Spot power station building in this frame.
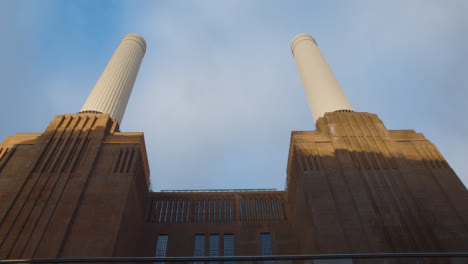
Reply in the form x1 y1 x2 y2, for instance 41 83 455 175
0 33 467 261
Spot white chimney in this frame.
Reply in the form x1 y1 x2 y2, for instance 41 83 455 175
80 33 146 125
291 33 353 123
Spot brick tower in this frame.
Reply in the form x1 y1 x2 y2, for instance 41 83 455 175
0 34 152 258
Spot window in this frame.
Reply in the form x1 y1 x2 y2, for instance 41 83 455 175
164 200 169 223
265 199 270 221
281 199 287 220
219 200 222 222
155 234 168 264
169 200 174 223
181 200 185 223
224 200 227 222
261 200 265 221
276 200 281 221
224 234 234 264
197 200 201 223
208 200 211 223
194 234 205 264
203 200 206 223
175 200 179 223
260 233 272 264
244 200 248 222
250 200 254 221
153 200 159 223
187 200 190 223
255 200 259 221
271 199 276 221
209 234 219 264
239 199 243 222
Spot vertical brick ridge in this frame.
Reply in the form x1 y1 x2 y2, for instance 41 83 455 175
365 113 442 250
6 117 83 258
0 116 63 244
0 147 10 163
0 116 73 258
294 146 306 172
119 148 129 173
353 113 417 251
125 147 135 173
359 114 428 251
15 116 91 258
0 147 16 173
331 113 394 252
414 141 468 238
29 115 109 258
113 148 123 173
61 117 89 174
330 113 385 252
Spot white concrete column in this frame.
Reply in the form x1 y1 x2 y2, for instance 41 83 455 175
80 33 146 125
291 33 353 123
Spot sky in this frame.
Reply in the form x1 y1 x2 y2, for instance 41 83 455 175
0 0 467 191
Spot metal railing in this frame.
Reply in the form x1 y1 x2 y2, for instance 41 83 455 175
0 252 467 263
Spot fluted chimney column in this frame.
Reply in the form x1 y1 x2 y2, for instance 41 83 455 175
291 33 353 123
80 33 146 125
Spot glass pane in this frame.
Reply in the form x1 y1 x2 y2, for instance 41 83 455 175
209 234 219 264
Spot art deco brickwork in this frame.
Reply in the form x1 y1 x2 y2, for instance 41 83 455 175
137 112 467 258
145 191 297 257
1 111 467 260
0 114 150 258
286 112 468 254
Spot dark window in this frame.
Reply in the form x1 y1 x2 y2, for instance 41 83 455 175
265 199 270 221
219 200 222 222
153 200 159 223
203 200 206 223
282 199 287 220
181 200 185 223
187 200 190 223
194 234 205 264
175 200 179 223
261 199 265 221
239 199 243 222
164 200 169 223
170 200 174 223
276 199 281 221
158 201 164 223
255 199 259 221
208 200 211 223
209 234 219 264
260 233 272 264
197 200 201 223
244 200 248 222
224 234 234 264
271 199 276 221
155 234 168 264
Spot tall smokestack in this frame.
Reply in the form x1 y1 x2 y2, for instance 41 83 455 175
80 33 146 125
291 33 353 123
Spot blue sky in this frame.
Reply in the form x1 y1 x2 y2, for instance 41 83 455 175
0 1 467 191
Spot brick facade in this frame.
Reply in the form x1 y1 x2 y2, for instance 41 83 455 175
0 111 467 259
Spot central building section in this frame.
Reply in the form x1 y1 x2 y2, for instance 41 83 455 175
146 190 294 257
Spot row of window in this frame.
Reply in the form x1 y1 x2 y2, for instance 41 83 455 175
239 199 286 222
149 198 287 223
155 233 272 262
